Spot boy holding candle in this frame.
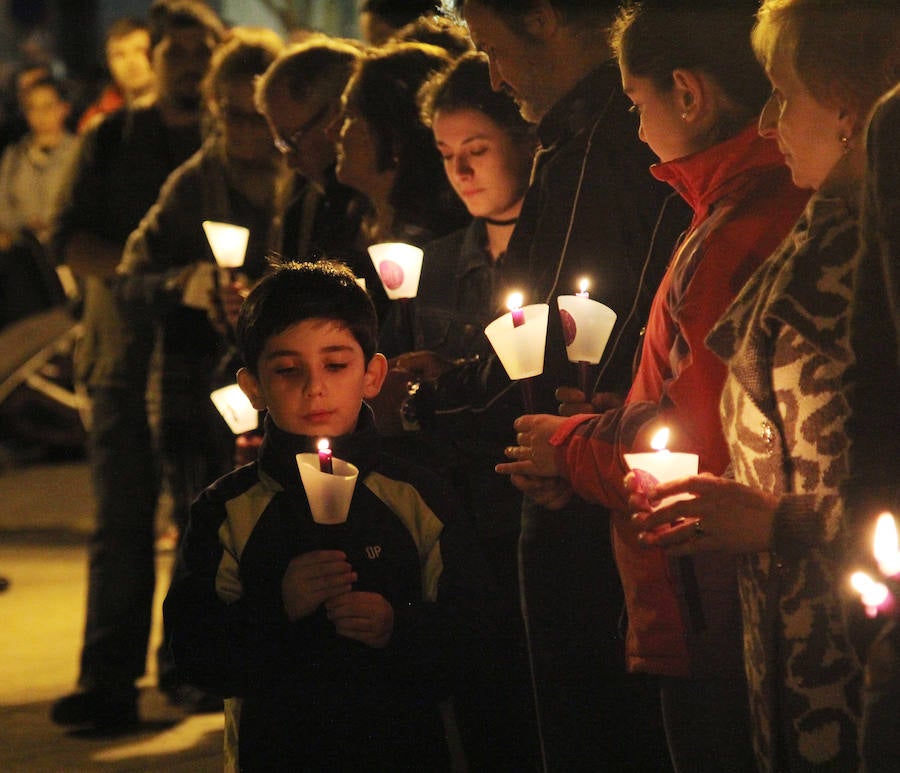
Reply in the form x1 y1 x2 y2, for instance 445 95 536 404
163 259 493 771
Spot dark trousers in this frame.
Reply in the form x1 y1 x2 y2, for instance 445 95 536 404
79 385 160 690
519 501 671 772
660 675 755 773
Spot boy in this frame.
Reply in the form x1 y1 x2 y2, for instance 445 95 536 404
163 260 493 771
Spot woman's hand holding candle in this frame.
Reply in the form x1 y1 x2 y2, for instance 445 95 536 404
626 473 778 555
495 413 568 478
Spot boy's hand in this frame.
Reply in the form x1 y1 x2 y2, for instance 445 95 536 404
325 591 394 648
281 551 356 621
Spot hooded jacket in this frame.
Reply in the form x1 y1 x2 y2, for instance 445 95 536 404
549 125 808 677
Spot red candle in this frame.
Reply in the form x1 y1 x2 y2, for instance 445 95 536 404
317 438 333 474
507 292 525 328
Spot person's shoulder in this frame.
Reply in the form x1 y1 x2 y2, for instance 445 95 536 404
368 449 462 525
196 462 261 507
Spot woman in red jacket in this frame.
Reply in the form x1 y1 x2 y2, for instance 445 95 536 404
496 2 808 770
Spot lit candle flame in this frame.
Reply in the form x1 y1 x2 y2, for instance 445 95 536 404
874 511 900 577
577 278 590 297
650 427 670 452
851 570 890 618
506 292 524 312
317 438 330 453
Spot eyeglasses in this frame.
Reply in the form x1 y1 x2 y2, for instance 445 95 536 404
273 102 333 156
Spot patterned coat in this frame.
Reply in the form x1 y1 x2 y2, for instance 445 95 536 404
707 157 864 771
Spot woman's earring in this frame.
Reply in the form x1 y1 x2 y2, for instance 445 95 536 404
840 135 851 154
681 111 689 120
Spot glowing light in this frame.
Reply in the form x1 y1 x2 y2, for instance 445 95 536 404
650 427 670 452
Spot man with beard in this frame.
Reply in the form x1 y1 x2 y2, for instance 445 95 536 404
50 0 224 731
445 1 689 770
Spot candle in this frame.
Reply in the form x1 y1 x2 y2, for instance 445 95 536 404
367 242 424 299
556 284 616 396
507 292 525 328
850 511 900 618
317 438 333 474
623 428 699 507
851 571 891 618
297 450 360 525
202 220 249 269
210 384 259 435
874 511 900 577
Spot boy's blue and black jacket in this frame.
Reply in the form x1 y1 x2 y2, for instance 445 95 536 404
164 409 498 770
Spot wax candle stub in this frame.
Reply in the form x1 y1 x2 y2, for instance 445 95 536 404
317 438 333 474
507 292 525 328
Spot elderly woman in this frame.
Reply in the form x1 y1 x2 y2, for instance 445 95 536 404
621 2 900 769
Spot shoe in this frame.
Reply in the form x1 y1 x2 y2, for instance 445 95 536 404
161 682 223 714
50 688 139 730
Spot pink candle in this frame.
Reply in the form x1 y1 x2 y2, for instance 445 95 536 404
317 438 333 474
507 292 525 328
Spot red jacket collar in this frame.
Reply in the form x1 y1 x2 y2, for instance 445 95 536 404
651 123 786 223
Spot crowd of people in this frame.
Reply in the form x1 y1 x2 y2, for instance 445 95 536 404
1 0 897 770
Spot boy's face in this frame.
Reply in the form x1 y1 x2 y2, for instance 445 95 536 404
238 319 386 438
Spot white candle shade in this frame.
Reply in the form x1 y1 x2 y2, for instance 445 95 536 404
557 295 617 364
367 242 424 299
203 220 249 269
210 384 259 434
484 303 549 380
296 453 359 524
623 448 699 508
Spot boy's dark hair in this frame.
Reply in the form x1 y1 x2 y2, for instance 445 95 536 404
611 0 769 129
237 260 378 374
147 0 225 51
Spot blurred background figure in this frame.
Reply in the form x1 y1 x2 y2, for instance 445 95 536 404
0 62 56 154
390 12 474 58
334 40 470 311
116 26 285 596
358 0 437 46
0 75 77 249
49 0 225 732
78 17 155 133
843 81 900 773
255 36 371 285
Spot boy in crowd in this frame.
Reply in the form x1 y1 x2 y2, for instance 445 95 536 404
164 260 494 770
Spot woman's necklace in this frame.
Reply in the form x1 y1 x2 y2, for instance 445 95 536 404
483 215 518 226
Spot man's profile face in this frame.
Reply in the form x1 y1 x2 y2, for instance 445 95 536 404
463 2 553 123
263 80 338 181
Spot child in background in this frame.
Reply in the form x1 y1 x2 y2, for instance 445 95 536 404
164 260 494 771
0 76 77 249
